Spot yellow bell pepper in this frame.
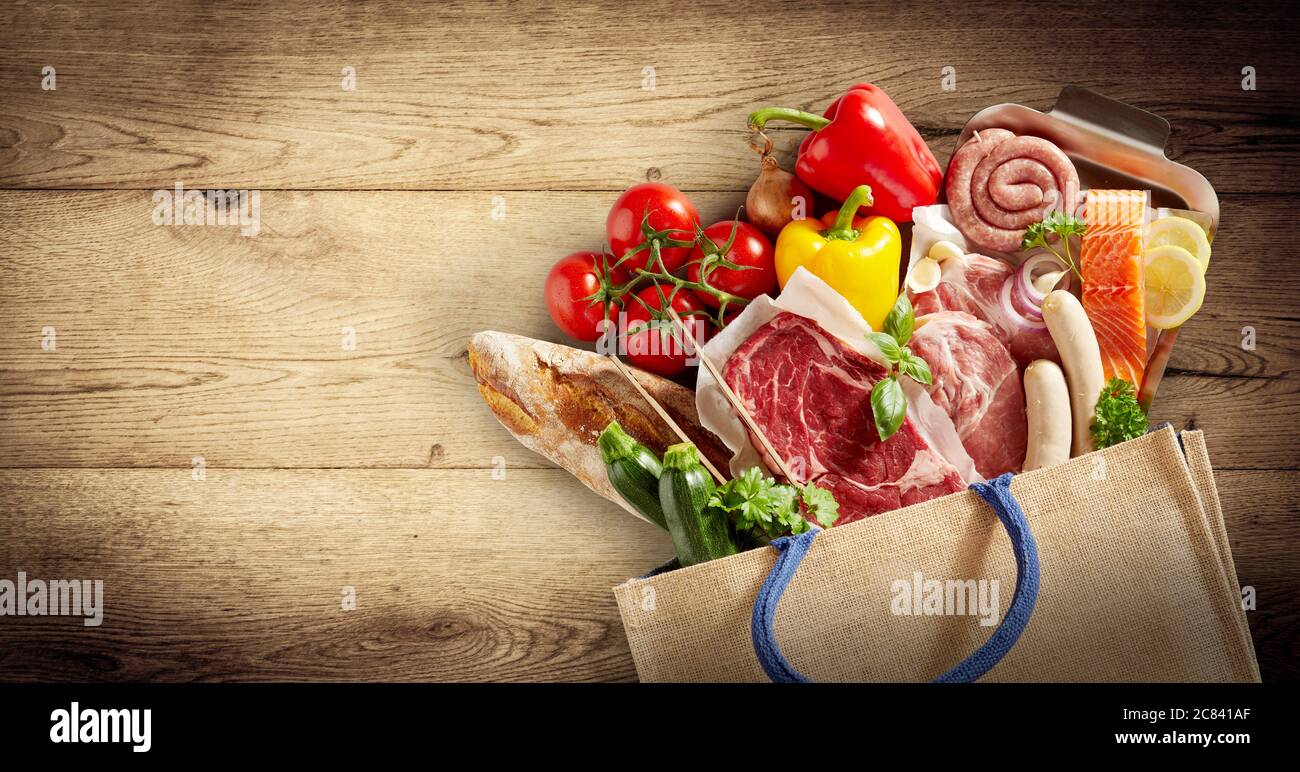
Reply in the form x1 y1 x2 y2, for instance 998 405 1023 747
774 184 902 330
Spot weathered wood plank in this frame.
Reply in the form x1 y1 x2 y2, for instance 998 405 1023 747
0 466 1291 681
0 467 672 682
1 190 1295 469
1215 470 1300 682
1 1 1295 191
0 0 1294 689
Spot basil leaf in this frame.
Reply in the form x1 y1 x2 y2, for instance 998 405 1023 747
899 352 933 385
867 332 903 364
870 376 907 442
882 293 915 345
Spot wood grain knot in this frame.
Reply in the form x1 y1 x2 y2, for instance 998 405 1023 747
426 614 479 642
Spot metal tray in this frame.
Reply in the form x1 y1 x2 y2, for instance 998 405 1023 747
946 86 1219 408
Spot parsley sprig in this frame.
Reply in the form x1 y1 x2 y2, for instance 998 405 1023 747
706 467 839 541
1021 211 1087 280
1091 378 1149 449
866 293 933 442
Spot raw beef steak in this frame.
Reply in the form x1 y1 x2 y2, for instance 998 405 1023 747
723 312 965 525
908 311 1028 478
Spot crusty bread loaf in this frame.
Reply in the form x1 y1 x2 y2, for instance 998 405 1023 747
468 331 730 522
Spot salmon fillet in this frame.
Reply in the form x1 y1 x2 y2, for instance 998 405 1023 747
1081 190 1148 387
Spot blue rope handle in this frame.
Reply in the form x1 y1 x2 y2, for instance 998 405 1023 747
751 473 1040 683
750 527 819 683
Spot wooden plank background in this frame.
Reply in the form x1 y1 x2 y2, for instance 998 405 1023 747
1 0 1297 681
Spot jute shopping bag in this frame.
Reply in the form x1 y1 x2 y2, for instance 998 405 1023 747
613 427 1259 682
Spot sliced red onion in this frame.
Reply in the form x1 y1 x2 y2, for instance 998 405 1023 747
1011 274 1044 320
1018 252 1067 304
1000 275 1046 332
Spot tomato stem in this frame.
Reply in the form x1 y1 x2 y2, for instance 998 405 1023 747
633 268 750 308
596 223 754 331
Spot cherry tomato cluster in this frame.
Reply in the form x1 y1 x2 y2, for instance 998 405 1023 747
543 183 777 376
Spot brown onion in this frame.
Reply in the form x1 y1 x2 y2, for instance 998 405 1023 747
745 152 813 239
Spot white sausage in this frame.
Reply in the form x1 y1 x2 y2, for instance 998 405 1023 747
1041 290 1104 456
1022 360 1072 471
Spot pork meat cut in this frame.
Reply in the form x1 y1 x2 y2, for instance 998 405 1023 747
912 252 1008 327
910 252 1059 366
908 311 1027 478
723 312 966 525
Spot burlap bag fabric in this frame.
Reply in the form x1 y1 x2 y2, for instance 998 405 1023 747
613 427 1259 682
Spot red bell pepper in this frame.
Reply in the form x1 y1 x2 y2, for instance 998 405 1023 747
748 84 941 223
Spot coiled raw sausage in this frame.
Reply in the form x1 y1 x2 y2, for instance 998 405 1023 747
946 129 1080 253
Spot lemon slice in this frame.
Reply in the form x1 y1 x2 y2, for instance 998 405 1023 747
1144 245 1206 329
1146 217 1211 273
907 257 942 293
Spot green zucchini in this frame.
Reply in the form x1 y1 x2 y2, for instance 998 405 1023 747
598 422 666 529
659 443 736 566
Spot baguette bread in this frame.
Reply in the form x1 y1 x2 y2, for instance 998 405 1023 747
468 331 730 522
